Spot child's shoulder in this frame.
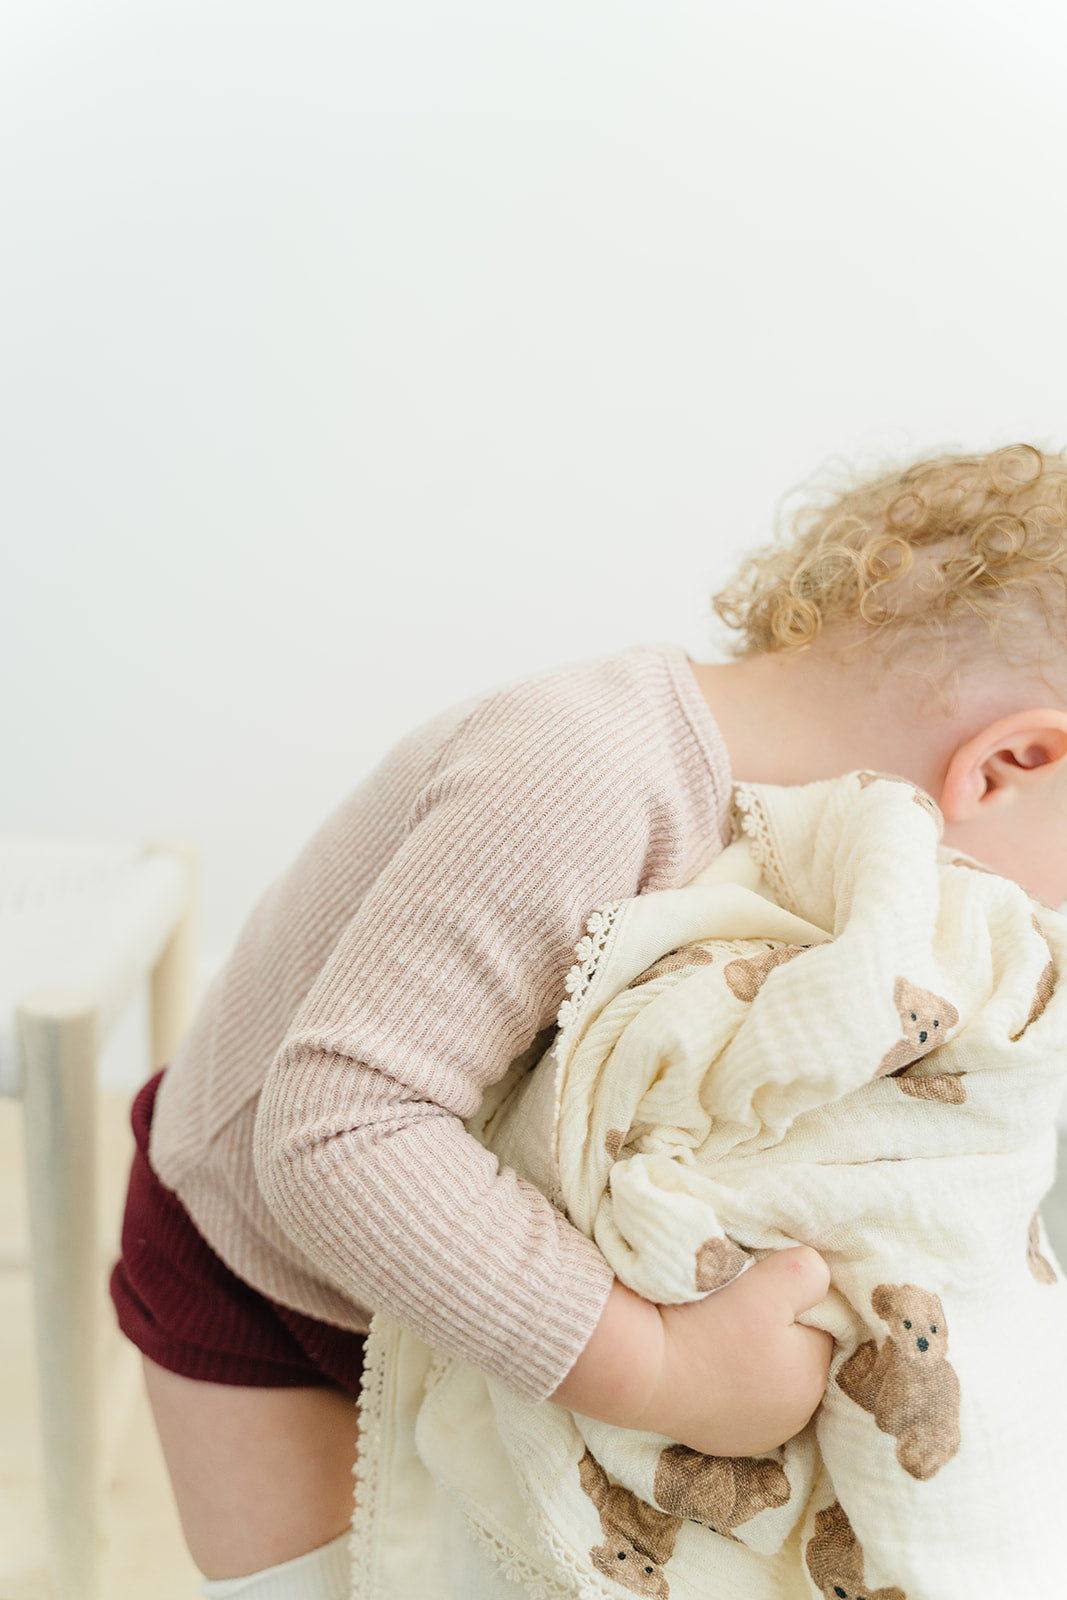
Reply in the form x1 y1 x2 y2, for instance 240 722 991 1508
344 642 730 858
442 641 717 763
402 642 732 855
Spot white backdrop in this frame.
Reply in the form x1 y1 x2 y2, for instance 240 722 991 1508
3 1 1067 1080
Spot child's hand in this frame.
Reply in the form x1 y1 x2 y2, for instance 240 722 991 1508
549 1246 833 1458
633 1246 833 1455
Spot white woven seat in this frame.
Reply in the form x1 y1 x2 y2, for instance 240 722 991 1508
1 834 196 1600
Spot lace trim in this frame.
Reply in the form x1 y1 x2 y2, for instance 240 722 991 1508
458 1443 623 1600
422 1352 599 1598
730 785 796 915
350 1318 391 1600
525 1501 627 1600
460 1511 591 1600
556 903 625 1037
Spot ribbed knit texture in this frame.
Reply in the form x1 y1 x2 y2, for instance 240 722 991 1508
111 1072 368 1394
149 644 731 1402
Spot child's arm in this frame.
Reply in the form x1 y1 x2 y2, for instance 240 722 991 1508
551 1247 833 1456
252 655 732 1406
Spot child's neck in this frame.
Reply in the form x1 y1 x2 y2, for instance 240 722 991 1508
689 646 970 794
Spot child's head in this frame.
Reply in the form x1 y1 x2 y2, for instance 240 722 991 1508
713 442 1067 696
708 443 1067 904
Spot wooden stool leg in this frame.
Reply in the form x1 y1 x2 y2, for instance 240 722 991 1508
147 842 198 1070
19 989 101 1600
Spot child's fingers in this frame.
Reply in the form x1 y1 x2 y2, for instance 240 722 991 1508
749 1244 831 1318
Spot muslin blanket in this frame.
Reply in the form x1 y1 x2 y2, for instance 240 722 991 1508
352 772 1067 1600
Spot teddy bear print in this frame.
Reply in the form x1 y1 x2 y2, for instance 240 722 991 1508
804 1499 906 1600
876 978 961 1104
578 1449 681 1597
577 1443 791 1595
631 939 809 1001
694 1235 750 1292
1010 916 1056 1042
651 1443 790 1534
627 943 718 990
893 1071 966 1104
1027 1213 1057 1284
856 770 942 828
723 943 806 1001
836 1283 961 1480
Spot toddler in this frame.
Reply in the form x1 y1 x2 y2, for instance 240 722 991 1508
110 442 1067 1598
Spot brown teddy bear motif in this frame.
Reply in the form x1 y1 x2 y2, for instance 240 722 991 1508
856 770 942 828
1027 1213 1057 1284
694 1234 750 1292
627 943 718 989
836 1283 961 1481
631 940 810 1000
651 1443 790 1534
876 977 964 1103
723 943 807 1001
578 1449 681 1597
891 1072 966 1105
804 1499 906 1600
605 1128 626 1162
577 1443 791 1595
1010 916 1056 1042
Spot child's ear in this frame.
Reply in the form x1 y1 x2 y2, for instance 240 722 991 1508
939 710 1067 821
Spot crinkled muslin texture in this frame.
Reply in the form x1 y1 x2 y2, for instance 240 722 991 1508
353 773 1067 1600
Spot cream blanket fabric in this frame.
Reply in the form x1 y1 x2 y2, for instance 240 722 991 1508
352 773 1067 1600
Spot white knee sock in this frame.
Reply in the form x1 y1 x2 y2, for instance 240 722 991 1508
200 1531 350 1600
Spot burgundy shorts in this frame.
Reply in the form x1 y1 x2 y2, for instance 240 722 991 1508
109 1070 367 1398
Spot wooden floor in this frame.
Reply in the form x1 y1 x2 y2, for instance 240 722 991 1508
2 1091 1067 1598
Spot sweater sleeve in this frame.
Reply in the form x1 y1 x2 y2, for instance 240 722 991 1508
252 655 728 1402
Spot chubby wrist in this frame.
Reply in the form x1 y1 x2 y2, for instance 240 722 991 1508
547 1279 664 1427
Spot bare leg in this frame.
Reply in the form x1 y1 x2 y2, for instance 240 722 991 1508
142 1357 360 1581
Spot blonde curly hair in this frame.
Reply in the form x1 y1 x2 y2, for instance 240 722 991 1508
713 444 1067 680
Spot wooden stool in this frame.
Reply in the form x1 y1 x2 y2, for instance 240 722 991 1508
0 837 197 1600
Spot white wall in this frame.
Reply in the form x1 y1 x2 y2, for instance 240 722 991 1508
3 1 1067 1080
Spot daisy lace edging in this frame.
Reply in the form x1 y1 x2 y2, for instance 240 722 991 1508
459 1511 597 1600
555 903 625 1039
349 1317 391 1600
730 784 795 914
418 1353 600 1599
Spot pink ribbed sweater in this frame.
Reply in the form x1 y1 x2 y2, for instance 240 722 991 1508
150 644 732 1403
